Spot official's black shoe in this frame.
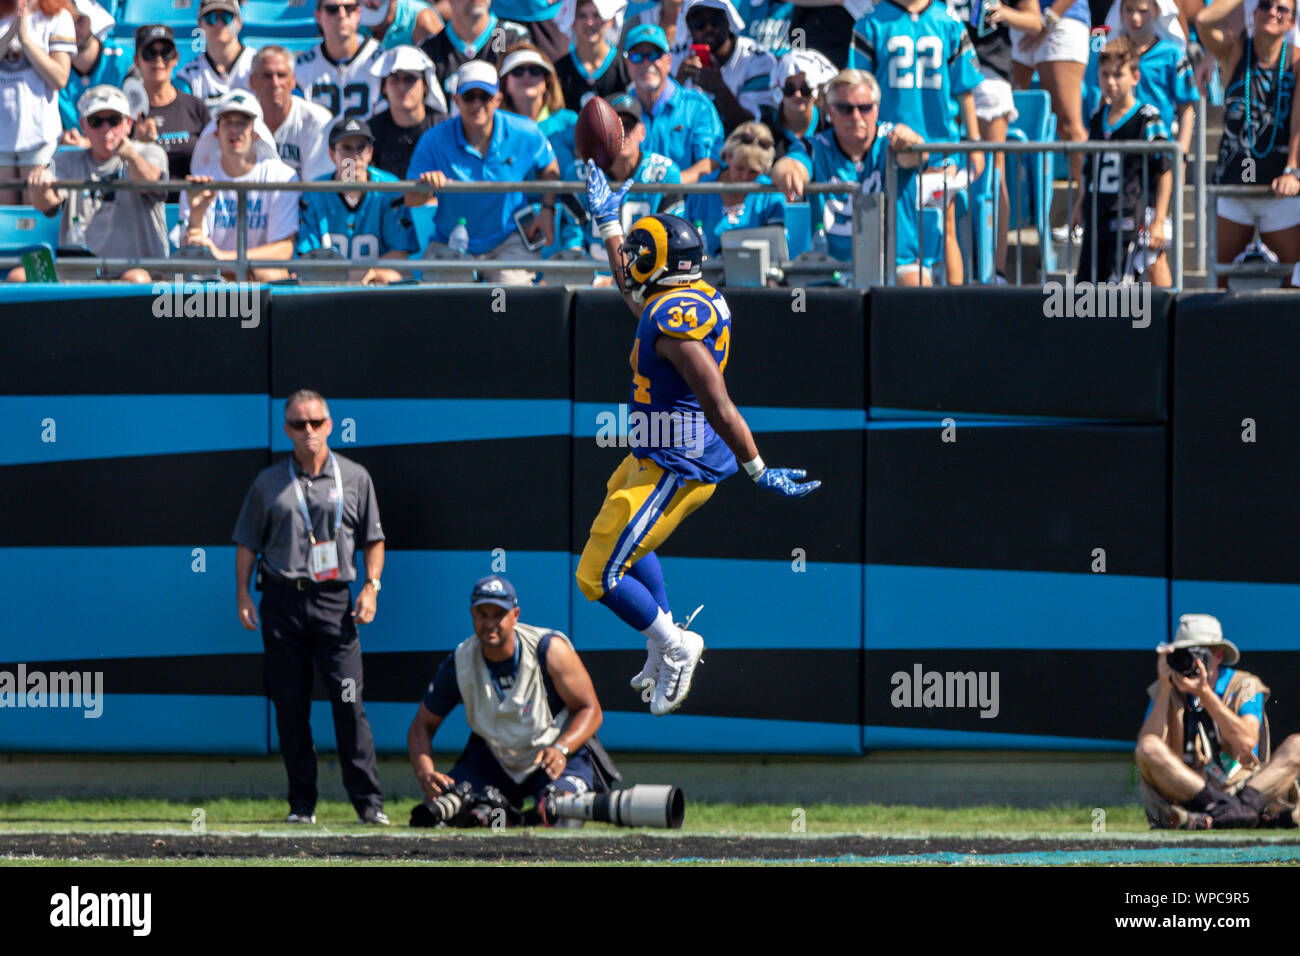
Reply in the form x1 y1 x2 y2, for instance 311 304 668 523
358 806 391 825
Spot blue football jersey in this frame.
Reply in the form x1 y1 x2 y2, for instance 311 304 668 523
296 167 419 258
630 281 738 483
849 0 982 143
809 123 893 260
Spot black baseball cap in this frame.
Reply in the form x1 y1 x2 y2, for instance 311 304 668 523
329 116 374 146
134 24 176 49
470 575 518 611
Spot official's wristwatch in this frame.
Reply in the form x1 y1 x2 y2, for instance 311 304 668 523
366 578 382 592
554 742 570 758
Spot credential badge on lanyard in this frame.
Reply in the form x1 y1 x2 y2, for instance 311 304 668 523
292 453 344 581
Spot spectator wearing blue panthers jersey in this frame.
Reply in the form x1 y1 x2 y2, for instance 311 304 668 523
361 0 445 49
407 60 561 283
797 69 934 282
676 0 777 131
739 0 794 55
626 23 725 181
554 0 631 108
298 117 419 283
684 120 786 255
850 0 984 284
1082 0 1198 152
58 4 127 145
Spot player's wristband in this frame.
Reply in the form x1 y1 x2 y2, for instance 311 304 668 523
742 455 766 479
598 220 624 240
1042 8 1060 28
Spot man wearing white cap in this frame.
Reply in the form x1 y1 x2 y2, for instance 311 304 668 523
676 0 776 131
296 0 387 120
1136 613 1300 829
249 45 336 182
181 89 300 280
407 60 560 283
369 45 448 175
10 84 168 283
176 0 259 107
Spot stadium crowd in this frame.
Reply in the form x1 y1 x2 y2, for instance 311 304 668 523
3 0 1300 286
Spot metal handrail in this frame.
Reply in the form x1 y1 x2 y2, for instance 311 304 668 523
886 139 1186 289
1205 183 1300 287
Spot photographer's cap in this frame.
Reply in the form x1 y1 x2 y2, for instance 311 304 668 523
1163 613 1240 664
470 575 517 611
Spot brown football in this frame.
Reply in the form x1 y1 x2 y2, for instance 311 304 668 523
575 96 624 173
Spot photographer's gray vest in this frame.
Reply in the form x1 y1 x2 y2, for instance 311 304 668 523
454 622 567 783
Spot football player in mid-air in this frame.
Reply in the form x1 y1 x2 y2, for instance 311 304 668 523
576 159 822 718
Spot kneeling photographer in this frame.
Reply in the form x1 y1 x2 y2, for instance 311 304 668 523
407 575 616 828
1136 614 1300 830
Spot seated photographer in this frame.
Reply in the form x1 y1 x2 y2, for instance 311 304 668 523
1136 614 1300 830
407 575 606 827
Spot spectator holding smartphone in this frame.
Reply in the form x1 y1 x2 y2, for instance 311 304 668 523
675 0 775 131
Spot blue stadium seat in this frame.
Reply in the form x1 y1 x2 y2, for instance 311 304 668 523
1007 90 1057 274
409 204 437 250
0 207 59 255
165 203 182 251
785 201 811 258
954 155 1000 284
239 0 321 38
117 0 200 32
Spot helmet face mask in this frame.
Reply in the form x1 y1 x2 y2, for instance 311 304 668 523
620 214 704 301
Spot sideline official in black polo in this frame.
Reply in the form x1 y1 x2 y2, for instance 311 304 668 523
233 388 389 825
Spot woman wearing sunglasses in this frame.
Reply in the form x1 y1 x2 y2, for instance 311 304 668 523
1199 0 1300 284
0 0 75 205
683 120 787 257
762 48 834 199
554 0 629 107
175 0 258 108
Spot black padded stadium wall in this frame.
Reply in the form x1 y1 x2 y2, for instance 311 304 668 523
0 285 273 752
1171 292 1300 738
864 287 1171 749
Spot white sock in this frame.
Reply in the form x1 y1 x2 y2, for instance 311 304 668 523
641 609 682 656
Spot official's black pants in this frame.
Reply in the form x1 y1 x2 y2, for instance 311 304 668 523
259 582 383 815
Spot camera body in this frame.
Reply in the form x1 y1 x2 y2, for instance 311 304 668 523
1167 645 1213 678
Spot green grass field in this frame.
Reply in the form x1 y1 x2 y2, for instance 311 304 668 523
0 796 1151 835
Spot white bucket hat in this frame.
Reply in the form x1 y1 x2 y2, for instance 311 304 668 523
1160 614 1241 665
377 45 449 115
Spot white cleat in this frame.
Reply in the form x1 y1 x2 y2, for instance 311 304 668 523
650 629 705 716
630 638 660 693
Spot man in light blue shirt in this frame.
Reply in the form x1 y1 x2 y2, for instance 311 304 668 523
625 23 724 183
406 60 561 283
